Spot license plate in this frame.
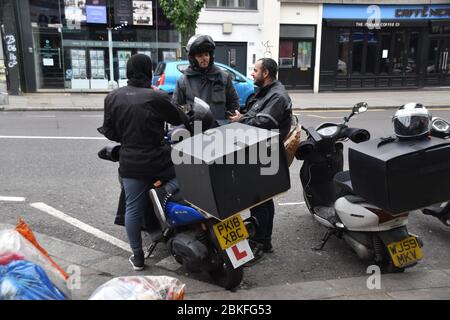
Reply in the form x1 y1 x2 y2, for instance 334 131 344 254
213 214 249 250
387 236 423 268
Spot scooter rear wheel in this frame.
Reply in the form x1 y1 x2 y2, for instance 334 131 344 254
209 262 243 290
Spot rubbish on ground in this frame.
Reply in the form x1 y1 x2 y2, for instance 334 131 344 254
89 276 186 300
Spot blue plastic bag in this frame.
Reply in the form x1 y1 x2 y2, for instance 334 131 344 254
0 260 66 300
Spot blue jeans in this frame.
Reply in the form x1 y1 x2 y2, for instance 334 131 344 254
122 178 178 254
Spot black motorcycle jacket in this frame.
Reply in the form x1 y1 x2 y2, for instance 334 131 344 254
100 86 188 179
239 80 293 141
100 53 189 180
173 64 239 125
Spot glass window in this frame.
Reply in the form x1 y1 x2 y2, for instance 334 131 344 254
298 41 312 69
427 39 440 74
279 41 294 68
337 29 350 75
406 32 419 74
392 32 405 74
365 31 378 74
444 26 450 34
431 25 441 34
206 0 257 10
352 31 364 75
380 34 391 74
280 25 315 38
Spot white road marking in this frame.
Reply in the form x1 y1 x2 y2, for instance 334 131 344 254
294 109 385 114
0 136 106 140
25 115 56 118
0 196 26 202
306 115 343 119
278 202 305 206
80 115 103 118
30 202 132 253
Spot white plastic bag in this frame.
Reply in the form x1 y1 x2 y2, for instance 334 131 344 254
0 223 70 299
89 276 186 300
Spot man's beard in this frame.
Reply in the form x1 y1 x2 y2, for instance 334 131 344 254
253 78 263 87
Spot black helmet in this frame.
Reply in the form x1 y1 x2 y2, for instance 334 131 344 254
186 34 216 56
392 103 432 139
188 97 214 132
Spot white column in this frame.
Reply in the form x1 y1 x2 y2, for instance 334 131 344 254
262 0 281 63
108 28 115 87
313 4 323 94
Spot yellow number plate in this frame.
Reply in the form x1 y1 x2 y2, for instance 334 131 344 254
213 215 249 250
387 236 423 268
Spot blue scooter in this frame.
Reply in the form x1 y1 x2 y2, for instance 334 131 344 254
98 99 258 290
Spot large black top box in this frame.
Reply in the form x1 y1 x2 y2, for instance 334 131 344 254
172 123 291 220
349 137 450 214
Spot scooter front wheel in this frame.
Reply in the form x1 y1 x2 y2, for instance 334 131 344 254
209 262 243 290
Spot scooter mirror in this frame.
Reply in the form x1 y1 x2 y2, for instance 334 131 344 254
353 102 368 114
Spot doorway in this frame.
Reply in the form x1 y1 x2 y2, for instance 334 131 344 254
278 39 315 90
426 37 450 86
215 42 247 76
34 28 65 89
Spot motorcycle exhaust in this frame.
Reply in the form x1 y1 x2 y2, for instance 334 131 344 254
342 233 373 261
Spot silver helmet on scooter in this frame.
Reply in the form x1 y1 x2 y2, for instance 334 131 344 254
392 103 432 139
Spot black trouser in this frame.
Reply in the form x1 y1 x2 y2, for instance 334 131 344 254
250 199 275 247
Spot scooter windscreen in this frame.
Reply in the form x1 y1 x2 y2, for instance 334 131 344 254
189 97 214 131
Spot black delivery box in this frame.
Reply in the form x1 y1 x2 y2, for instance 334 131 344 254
172 122 291 220
349 136 450 214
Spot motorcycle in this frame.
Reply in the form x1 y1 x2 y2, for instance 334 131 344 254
422 117 450 227
98 99 258 290
296 102 423 273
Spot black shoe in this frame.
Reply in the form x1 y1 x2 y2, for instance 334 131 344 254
263 243 274 253
244 241 264 267
129 253 145 271
150 187 172 220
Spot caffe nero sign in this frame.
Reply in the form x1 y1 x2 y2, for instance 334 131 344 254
395 6 450 19
323 4 450 20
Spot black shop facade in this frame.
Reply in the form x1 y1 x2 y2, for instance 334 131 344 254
319 4 450 91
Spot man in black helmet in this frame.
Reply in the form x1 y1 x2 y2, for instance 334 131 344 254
173 34 239 126
99 54 189 272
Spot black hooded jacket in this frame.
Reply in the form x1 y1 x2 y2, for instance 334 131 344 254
239 80 293 141
173 64 239 125
100 54 188 179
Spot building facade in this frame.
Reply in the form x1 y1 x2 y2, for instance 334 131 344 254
2 0 449 94
197 0 264 78
320 2 450 91
0 0 179 93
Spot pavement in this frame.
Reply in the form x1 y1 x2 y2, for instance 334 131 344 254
0 88 449 111
1 223 449 300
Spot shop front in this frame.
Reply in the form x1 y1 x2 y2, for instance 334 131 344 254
320 4 450 91
7 0 179 92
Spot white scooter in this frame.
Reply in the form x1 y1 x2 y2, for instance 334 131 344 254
296 103 423 273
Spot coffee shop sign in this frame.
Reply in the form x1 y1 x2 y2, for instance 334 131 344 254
395 6 450 18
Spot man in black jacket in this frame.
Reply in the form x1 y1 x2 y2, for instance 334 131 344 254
100 54 188 271
173 34 239 126
230 58 292 260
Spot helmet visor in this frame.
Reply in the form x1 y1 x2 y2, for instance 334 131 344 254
393 115 430 137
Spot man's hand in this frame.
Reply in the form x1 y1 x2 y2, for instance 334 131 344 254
229 110 243 122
